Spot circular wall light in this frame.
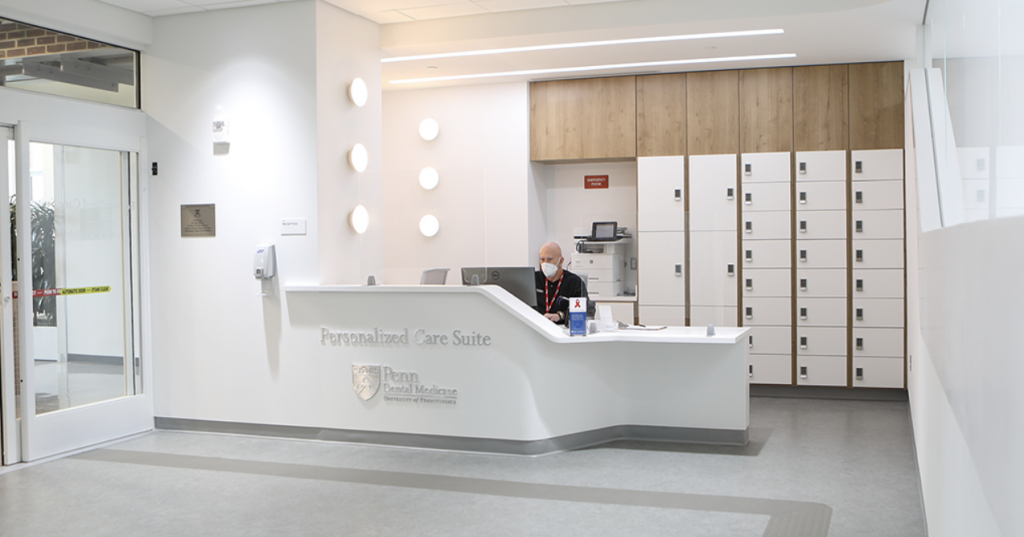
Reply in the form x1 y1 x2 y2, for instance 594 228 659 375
348 78 368 107
348 143 368 173
350 204 369 234
419 167 439 190
419 118 440 141
419 214 439 237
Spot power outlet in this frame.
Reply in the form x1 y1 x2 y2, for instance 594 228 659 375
630 257 637 270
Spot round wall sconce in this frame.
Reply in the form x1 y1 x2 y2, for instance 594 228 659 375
419 167 439 190
348 78 368 107
350 204 369 234
419 214 440 237
419 118 440 141
348 143 368 173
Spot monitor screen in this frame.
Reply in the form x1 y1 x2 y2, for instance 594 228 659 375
592 221 616 240
461 266 537 307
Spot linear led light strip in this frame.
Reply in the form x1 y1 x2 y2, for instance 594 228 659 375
390 53 797 84
382 29 785 63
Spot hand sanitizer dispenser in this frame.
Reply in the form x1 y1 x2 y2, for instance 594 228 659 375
254 244 276 296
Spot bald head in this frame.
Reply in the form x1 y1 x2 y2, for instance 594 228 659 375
539 242 564 281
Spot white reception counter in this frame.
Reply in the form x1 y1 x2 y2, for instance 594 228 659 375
160 284 750 455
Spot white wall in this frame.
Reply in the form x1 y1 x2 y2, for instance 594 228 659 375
145 2 323 422
381 82 531 284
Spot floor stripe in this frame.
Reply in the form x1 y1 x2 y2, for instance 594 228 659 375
76 449 832 536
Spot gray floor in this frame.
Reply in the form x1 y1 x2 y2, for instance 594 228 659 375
0 397 926 537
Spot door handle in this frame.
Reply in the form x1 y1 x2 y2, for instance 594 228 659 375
726 187 734 200
675 264 682 276
674 188 681 201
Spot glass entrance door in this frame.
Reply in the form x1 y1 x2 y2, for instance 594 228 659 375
0 125 14 465
4 122 150 462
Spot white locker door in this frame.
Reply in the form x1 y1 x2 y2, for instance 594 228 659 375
746 326 793 355
690 154 738 231
853 269 905 298
853 328 904 358
749 354 793 385
796 210 847 240
853 298 905 328
742 297 791 326
796 268 848 298
742 268 791 298
638 231 686 306
853 357 905 389
742 182 791 212
796 327 847 356
741 152 791 183
851 149 904 181
797 240 847 269
851 179 904 210
743 240 791 268
797 356 848 386
796 298 848 327
637 156 686 232
742 211 791 240
689 230 737 307
796 181 847 211
851 210 905 240
639 305 687 327
796 151 846 182
852 239 904 269
690 306 738 327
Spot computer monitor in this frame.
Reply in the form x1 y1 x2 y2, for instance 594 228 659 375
461 266 537 307
591 221 617 241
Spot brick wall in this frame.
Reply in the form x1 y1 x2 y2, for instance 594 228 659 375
0 20 110 60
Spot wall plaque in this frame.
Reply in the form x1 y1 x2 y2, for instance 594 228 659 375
181 204 216 237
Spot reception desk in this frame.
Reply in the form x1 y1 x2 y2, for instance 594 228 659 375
222 284 752 456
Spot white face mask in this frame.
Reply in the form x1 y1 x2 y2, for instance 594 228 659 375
541 261 561 279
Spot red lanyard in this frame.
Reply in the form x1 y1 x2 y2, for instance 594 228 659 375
544 274 564 313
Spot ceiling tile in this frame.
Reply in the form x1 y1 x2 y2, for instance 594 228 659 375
146 5 205 15
397 3 488 21
98 0 193 11
474 0 568 14
373 10 419 23
192 0 280 10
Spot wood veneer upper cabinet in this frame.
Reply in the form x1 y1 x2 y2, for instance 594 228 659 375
740 67 794 153
636 73 686 157
687 70 739 155
849 61 904 150
794 65 849 152
530 76 637 161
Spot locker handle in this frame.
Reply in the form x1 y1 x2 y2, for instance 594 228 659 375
800 366 808 379
745 307 753 319
855 191 863 204
745 250 753 261
855 160 863 174
745 278 753 291
726 187 734 200
744 163 752 175
799 162 807 174
675 264 682 276
856 220 863 233
799 191 807 204
799 250 807 262
799 220 807 233
856 249 864 262
856 367 864 380
856 308 863 321
799 278 807 291
745 221 753 233
748 335 753 348
856 337 864 350
745 192 752 205
727 264 735 276
674 189 682 201
800 336 807 349
799 307 807 320
856 279 864 291
749 364 754 377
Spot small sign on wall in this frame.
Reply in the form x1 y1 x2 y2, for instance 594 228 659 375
181 204 216 237
584 175 609 189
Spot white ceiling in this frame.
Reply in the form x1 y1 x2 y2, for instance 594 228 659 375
96 0 927 91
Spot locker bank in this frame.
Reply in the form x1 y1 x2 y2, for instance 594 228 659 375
0 0 1019 535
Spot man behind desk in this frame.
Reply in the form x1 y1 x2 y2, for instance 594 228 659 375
535 241 594 324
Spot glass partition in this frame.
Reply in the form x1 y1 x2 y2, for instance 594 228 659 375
0 19 138 108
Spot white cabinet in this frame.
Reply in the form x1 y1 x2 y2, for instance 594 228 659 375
796 150 846 182
741 152 791 183
853 328 904 358
796 327 847 356
638 232 685 306
796 181 847 211
743 211 791 240
689 230 737 307
853 269 904 298
851 180 904 210
851 210 904 240
743 268 791 298
638 305 686 327
853 357 904 389
746 326 792 355
690 154 737 232
797 210 847 240
637 156 685 232
743 240 791 268
853 298 905 328
851 149 904 181
797 240 847 269
796 268 847 297
742 297 791 326
797 356 848 386
796 298 848 327
852 239 904 269
749 354 793 385
743 182 791 212
690 306 738 327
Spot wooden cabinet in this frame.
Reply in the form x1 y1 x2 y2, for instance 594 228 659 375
740 67 793 154
794 65 849 152
687 70 739 155
850 62 905 150
637 73 686 157
530 76 636 161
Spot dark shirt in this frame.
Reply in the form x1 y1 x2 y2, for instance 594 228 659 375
534 269 594 324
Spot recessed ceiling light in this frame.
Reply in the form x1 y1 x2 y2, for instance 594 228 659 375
382 29 784 63
427 66 438 70
390 53 797 85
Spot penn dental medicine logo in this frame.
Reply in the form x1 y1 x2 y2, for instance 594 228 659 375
351 364 458 405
